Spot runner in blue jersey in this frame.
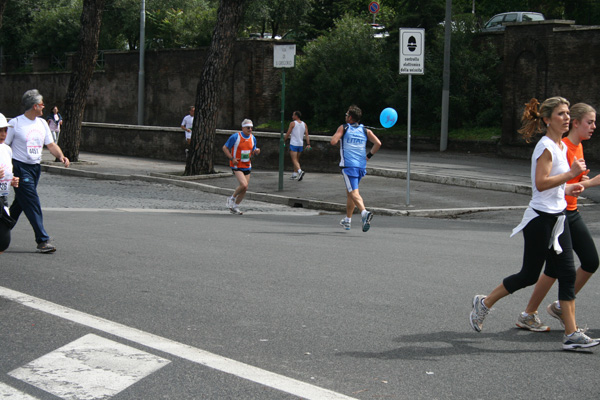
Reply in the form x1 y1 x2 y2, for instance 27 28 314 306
330 105 381 232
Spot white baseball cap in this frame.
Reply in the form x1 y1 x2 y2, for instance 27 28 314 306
0 113 12 129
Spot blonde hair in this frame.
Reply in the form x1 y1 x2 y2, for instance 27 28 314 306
518 96 570 142
569 103 596 125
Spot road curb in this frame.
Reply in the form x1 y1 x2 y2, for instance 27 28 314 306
367 167 532 195
41 164 529 218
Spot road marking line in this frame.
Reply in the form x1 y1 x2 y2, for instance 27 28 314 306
0 382 40 399
42 208 321 216
9 334 170 400
0 286 357 400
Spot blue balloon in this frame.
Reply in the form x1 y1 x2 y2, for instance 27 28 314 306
380 107 398 128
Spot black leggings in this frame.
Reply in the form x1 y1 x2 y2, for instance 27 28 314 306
504 210 576 301
564 209 599 274
0 197 10 252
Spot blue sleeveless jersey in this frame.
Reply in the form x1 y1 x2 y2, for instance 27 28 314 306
339 123 367 169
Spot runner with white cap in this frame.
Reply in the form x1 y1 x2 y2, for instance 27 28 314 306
222 119 261 215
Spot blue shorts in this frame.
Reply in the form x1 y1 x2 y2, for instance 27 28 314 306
341 167 366 192
289 145 303 153
232 168 251 176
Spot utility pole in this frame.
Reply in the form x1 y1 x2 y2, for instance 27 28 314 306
137 0 146 125
440 0 452 151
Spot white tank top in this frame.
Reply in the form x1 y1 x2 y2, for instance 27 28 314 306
528 135 569 213
290 121 305 146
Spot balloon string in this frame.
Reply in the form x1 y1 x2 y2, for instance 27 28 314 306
363 125 386 130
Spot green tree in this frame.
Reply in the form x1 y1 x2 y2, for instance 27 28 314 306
392 13 502 132
394 0 446 35
26 1 82 57
0 0 219 62
101 0 143 50
305 0 365 38
185 0 247 175
564 0 600 25
145 0 217 49
0 0 53 64
100 0 218 50
60 0 106 162
0 0 7 29
244 0 310 38
287 14 394 129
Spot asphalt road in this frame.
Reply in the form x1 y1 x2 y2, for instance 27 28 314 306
1 174 600 399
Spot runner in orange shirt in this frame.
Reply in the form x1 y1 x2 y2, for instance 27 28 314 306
222 119 260 215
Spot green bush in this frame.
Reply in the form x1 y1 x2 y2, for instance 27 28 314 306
287 12 502 138
287 14 396 131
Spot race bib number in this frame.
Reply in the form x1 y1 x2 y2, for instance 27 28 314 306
28 146 42 157
26 136 44 161
240 150 251 162
0 180 10 196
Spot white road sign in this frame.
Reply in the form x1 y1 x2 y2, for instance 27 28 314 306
399 28 425 75
273 45 296 68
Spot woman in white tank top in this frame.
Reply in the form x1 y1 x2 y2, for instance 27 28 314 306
469 97 599 350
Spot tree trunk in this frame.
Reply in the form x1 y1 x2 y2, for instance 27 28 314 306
185 0 246 176
59 0 105 162
0 0 7 29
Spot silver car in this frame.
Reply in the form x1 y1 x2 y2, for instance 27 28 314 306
482 12 545 32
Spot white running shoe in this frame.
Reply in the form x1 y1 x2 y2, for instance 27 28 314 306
340 219 351 230
470 295 490 332
547 301 565 328
563 329 600 351
230 206 243 215
226 196 235 210
516 311 550 332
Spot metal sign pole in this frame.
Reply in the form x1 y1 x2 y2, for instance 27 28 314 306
369 1 379 24
273 44 296 192
278 69 285 191
407 74 412 205
399 28 425 207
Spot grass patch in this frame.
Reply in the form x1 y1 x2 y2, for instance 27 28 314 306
448 126 501 141
256 120 501 141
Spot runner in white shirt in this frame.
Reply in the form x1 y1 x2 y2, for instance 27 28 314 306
284 111 310 181
0 113 20 253
180 106 195 157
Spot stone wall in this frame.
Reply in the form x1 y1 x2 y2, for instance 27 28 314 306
0 40 285 130
5 24 600 161
80 123 341 172
497 21 600 157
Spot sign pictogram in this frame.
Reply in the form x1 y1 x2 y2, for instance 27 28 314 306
399 28 425 75
369 2 380 14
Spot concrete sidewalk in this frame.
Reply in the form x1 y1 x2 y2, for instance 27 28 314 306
40 149 599 217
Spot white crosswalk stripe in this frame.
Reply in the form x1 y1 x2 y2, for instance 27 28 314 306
1 286 357 400
0 382 40 399
9 334 170 400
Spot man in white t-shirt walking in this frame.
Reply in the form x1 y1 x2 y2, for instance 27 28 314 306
5 89 70 253
180 106 195 157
